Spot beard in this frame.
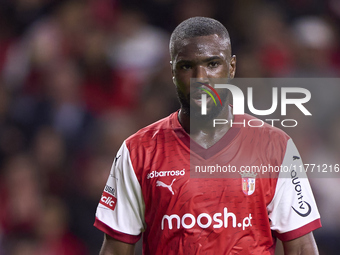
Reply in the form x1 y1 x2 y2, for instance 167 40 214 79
176 86 228 122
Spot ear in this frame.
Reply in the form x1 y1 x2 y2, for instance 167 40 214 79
229 55 236 79
170 60 176 85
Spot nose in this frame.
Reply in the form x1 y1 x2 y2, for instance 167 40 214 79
194 65 208 80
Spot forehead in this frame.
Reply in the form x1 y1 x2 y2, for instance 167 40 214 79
173 34 230 61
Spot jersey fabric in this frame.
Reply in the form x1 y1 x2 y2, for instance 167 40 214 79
94 112 321 255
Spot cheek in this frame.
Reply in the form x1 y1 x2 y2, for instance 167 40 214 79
174 72 191 89
216 65 230 77
216 89 229 101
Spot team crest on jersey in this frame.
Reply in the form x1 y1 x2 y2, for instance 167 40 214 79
240 172 257 196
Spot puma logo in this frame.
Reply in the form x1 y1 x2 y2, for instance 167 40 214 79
156 179 176 195
114 155 121 166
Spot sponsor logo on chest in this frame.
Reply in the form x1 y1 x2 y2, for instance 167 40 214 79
161 208 253 231
147 169 185 179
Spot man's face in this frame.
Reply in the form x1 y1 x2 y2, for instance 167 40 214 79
171 34 236 119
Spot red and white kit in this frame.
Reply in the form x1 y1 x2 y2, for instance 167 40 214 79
94 112 321 255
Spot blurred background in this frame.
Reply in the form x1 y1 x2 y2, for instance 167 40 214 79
0 0 339 254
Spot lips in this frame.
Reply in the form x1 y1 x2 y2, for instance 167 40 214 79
189 81 217 108
191 93 212 106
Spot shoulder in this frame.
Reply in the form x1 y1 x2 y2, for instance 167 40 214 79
121 112 179 180
125 112 177 150
242 113 290 143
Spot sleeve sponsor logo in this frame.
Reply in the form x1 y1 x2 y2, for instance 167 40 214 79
104 185 116 196
292 201 311 217
291 169 311 217
100 191 117 210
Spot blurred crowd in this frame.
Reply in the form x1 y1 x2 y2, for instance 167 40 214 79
0 0 340 254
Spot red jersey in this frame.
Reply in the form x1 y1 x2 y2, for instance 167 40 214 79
94 112 321 255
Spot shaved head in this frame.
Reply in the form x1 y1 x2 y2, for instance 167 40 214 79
170 17 231 60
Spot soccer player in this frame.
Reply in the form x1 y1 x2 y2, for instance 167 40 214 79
94 17 321 255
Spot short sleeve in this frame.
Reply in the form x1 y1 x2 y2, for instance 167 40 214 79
94 141 145 244
267 138 321 241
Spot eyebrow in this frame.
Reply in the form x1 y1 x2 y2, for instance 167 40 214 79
176 56 223 65
203 56 223 63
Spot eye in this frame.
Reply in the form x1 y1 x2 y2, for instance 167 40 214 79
208 61 220 68
180 64 192 70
